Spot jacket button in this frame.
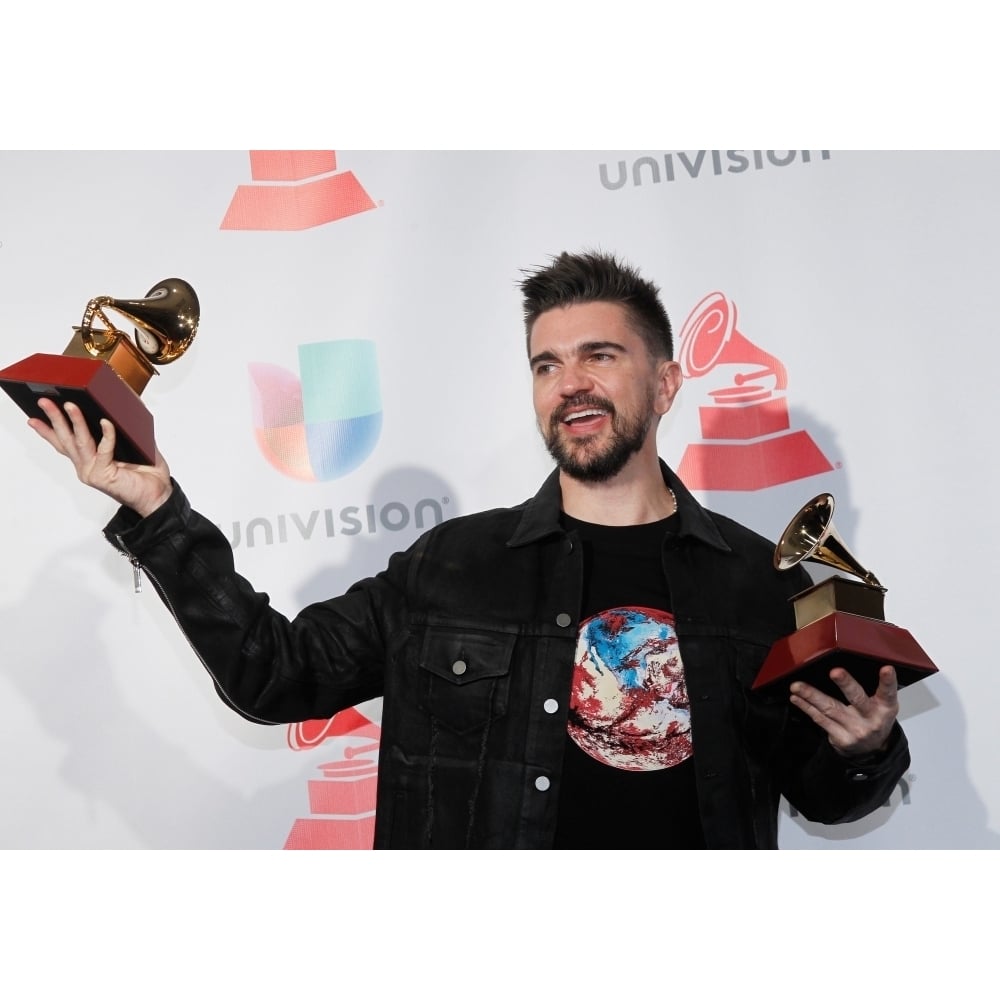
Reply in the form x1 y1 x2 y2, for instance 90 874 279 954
543 698 559 714
556 613 572 627
451 660 468 676
535 776 551 791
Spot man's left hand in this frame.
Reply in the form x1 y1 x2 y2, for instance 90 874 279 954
789 665 899 758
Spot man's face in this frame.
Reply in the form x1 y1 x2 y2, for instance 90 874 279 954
528 301 680 483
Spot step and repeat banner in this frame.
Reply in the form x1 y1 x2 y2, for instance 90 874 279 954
0 150 994 849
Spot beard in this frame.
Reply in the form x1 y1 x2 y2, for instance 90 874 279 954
542 391 655 483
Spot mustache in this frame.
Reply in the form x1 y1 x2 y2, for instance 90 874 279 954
550 394 617 426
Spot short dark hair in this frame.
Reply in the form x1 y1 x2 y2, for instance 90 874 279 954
519 250 673 360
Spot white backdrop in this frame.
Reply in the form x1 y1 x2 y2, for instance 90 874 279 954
0 150 994 849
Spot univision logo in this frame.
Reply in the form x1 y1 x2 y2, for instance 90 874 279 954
249 340 382 481
222 497 450 549
599 150 830 190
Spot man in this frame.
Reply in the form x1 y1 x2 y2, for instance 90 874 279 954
30 251 909 848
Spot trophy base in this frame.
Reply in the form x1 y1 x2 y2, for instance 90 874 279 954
790 575 886 629
753 610 939 699
0 353 154 465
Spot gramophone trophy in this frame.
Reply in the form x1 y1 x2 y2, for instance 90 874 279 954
753 493 938 698
0 278 199 465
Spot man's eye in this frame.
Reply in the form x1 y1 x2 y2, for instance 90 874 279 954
534 364 556 376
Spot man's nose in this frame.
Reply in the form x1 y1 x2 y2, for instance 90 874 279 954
558 362 594 397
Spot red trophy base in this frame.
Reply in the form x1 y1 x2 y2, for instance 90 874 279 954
753 610 939 699
0 353 155 465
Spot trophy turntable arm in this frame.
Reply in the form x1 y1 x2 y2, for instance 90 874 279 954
75 297 121 356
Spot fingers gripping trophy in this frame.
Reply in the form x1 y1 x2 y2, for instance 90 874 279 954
0 278 199 465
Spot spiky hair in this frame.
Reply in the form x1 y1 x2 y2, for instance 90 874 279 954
519 250 673 359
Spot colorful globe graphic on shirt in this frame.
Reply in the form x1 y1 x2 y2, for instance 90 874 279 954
569 606 693 771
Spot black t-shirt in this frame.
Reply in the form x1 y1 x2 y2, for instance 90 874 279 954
553 513 707 849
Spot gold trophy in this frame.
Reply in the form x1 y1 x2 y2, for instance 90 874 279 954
753 493 938 698
0 278 199 464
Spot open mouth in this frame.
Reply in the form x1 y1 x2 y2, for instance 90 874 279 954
563 408 607 424
554 396 615 434
561 408 609 433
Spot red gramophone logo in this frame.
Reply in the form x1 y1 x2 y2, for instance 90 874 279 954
676 292 833 491
283 707 381 850
221 151 378 231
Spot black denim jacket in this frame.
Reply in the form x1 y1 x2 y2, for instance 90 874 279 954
105 462 909 849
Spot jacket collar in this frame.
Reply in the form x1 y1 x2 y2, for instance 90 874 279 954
506 460 732 553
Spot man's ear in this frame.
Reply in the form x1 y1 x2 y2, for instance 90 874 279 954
655 360 683 415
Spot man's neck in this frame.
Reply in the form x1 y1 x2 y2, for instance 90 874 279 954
559 452 676 526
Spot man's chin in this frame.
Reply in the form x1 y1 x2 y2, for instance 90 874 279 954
543 425 645 481
560 466 616 484
555 451 628 484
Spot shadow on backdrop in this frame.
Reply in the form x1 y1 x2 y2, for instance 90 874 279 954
0 540 307 848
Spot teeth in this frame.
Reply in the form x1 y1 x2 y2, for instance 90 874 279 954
564 409 606 423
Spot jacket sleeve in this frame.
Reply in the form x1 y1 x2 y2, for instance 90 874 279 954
777 711 911 825
103 481 400 725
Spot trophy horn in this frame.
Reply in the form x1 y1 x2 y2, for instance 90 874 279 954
775 493 884 590
78 278 200 366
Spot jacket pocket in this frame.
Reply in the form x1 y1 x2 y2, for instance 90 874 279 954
416 626 515 735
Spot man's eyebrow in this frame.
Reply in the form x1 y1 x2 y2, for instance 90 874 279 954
529 340 627 368
529 349 558 368
578 340 626 355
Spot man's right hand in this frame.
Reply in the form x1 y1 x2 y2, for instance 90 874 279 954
28 398 173 518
